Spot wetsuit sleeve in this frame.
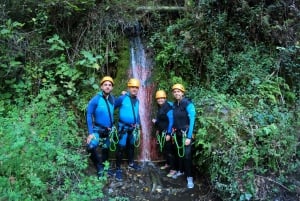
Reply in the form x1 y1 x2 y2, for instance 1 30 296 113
86 95 99 134
186 103 196 139
167 110 173 134
114 94 126 108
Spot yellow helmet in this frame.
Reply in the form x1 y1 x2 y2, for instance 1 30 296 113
127 78 140 88
100 76 114 86
155 90 167 99
172 83 185 92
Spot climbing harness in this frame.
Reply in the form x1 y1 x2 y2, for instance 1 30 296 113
109 125 118 151
156 131 166 152
128 95 140 148
173 129 187 158
100 94 118 151
133 126 141 147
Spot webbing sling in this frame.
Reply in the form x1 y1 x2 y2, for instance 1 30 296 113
130 97 140 147
102 95 118 151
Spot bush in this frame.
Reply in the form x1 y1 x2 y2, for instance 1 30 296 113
0 88 106 200
191 86 299 200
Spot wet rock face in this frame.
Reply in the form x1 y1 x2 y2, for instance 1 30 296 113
123 22 143 37
101 162 220 201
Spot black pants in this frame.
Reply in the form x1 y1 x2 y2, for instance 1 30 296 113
163 139 175 169
88 147 109 171
170 134 193 177
116 130 135 169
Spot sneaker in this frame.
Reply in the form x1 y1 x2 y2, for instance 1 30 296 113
172 171 184 179
187 177 194 189
167 170 177 177
115 169 123 181
128 163 141 171
160 164 169 170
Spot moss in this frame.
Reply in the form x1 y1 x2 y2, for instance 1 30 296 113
114 36 130 95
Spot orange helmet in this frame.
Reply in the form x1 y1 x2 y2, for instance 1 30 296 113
100 76 114 86
127 78 140 88
172 83 185 92
155 90 167 99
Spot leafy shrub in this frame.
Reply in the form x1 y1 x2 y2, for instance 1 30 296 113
0 88 105 200
191 85 299 200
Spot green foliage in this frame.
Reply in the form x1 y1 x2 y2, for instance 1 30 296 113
0 89 105 200
48 34 68 51
149 19 196 87
192 86 298 200
206 45 277 95
77 50 103 70
276 45 300 90
0 19 25 105
1 0 299 200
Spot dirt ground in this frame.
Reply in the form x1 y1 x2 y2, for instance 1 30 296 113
84 151 300 201
98 161 221 201
89 160 300 201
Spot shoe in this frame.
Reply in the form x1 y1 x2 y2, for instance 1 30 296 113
187 177 194 189
167 170 177 177
172 171 184 179
115 169 123 181
128 163 141 171
160 164 169 170
107 168 115 177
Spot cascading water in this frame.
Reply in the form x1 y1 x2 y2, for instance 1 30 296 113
129 31 158 162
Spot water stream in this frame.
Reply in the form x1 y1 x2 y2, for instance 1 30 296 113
129 35 158 161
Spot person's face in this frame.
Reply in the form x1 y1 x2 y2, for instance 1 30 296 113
128 86 139 97
172 89 184 100
156 98 166 106
101 81 113 94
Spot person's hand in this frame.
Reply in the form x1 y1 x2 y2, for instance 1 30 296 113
185 138 191 146
86 134 94 144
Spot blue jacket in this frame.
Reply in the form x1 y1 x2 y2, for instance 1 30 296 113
86 92 115 134
115 92 140 126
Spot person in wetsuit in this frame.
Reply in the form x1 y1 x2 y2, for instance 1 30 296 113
86 76 115 178
152 90 175 175
171 83 196 189
114 78 141 181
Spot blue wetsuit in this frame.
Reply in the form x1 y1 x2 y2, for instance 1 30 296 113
172 97 196 177
115 92 140 169
86 91 115 172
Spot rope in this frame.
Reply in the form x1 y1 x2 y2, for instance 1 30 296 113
133 127 141 147
109 126 118 151
173 130 186 158
156 131 166 152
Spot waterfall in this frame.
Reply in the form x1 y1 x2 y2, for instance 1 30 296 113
129 35 157 161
